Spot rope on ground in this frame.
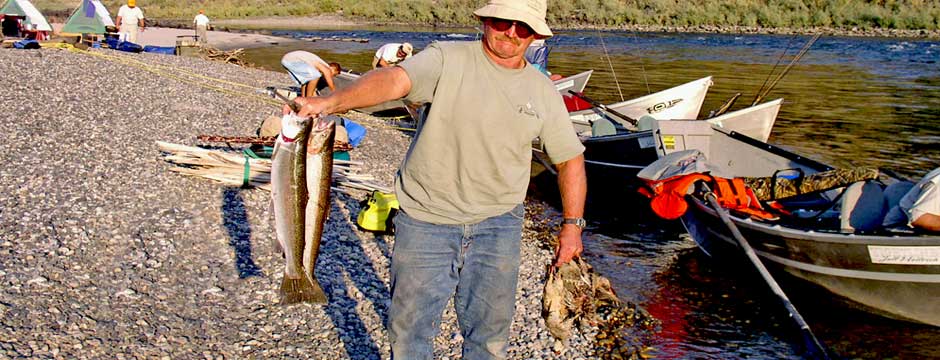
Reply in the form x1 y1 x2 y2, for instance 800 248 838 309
67 46 282 108
63 46 418 130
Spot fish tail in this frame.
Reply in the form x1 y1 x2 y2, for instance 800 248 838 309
279 275 327 305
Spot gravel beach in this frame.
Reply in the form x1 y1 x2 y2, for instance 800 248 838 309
0 48 601 358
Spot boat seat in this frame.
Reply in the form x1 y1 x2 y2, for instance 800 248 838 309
591 118 617 137
881 180 916 228
636 115 657 132
884 181 915 209
840 180 888 233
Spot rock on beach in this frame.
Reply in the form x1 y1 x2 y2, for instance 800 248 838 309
0 47 599 358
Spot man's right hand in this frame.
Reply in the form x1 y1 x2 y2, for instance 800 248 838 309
292 96 332 118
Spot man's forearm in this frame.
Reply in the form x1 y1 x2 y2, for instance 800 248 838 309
556 154 587 219
321 67 410 114
553 154 586 265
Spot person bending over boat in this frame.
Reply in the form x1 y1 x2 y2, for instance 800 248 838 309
884 167 940 232
372 42 413 69
291 0 587 358
280 51 341 97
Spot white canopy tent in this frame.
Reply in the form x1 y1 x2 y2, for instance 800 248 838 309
1 0 52 39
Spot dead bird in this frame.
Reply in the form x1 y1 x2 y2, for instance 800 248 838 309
542 256 620 343
271 114 335 304
543 256 658 358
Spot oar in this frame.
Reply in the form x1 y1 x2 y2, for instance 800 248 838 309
567 90 637 126
707 92 741 118
700 189 832 360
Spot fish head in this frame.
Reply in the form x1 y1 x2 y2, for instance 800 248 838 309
306 116 336 154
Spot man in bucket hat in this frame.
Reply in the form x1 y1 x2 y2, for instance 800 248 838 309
292 0 585 358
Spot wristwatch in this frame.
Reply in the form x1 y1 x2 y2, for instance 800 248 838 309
562 217 587 229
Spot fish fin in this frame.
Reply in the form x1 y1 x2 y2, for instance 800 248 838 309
279 275 327 305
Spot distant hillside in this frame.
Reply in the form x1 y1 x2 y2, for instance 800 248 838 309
33 0 940 31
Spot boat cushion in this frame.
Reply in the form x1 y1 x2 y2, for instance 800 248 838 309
840 180 887 232
884 181 915 209
591 118 617 137
636 115 657 132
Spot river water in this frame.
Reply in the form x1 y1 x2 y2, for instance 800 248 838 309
243 27 940 359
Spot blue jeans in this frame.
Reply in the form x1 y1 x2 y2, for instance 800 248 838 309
388 205 524 360
281 59 322 86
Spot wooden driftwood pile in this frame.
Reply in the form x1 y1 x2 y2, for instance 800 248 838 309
156 141 391 193
197 46 252 67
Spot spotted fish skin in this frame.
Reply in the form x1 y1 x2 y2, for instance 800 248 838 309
302 117 335 287
272 115 326 304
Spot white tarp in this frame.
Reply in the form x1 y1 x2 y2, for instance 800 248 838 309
92 0 114 27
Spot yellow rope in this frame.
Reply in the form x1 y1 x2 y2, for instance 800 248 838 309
96 49 263 90
67 46 282 108
61 46 418 126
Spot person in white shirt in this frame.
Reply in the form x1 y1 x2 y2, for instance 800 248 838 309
280 51 341 97
371 42 413 69
116 0 144 44
193 10 210 45
884 167 940 232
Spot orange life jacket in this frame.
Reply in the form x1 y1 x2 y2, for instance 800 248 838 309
639 174 777 220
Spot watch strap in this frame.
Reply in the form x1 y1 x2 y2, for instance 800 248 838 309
562 217 586 228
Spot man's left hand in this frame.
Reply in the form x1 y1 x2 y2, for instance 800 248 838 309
553 224 583 266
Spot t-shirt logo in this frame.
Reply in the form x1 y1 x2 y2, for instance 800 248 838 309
518 102 538 118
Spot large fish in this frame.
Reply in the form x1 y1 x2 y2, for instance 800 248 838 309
271 114 335 304
301 116 335 286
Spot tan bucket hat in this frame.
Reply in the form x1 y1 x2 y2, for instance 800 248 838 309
473 0 552 38
401 42 414 58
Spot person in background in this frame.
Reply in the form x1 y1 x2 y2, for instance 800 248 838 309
884 167 940 232
280 51 341 97
116 0 144 44
371 42 413 69
193 9 210 45
291 0 587 357
1 16 20 37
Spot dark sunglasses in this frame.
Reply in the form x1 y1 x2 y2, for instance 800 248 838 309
485 17 535 38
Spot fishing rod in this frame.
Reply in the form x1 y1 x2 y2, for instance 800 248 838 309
596 28 625 102
754 35 799 106
630 30 651 95
271 90 302 113
707 92 741 118
752 33 822 106
753 0 857 106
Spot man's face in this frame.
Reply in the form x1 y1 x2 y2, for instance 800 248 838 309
481 17 538 63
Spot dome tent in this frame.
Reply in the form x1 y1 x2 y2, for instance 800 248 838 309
61 0 114 35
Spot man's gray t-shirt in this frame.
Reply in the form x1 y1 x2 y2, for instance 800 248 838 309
396 41 584 224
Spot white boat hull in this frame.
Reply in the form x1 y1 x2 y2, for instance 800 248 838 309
569 76 713 131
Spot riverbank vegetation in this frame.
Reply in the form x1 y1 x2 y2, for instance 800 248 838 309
36 0 940 31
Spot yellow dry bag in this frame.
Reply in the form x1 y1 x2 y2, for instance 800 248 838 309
357 191 399 232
